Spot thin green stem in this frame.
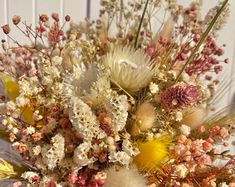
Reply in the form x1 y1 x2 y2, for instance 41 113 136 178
174 0 229 83
134 0 150 48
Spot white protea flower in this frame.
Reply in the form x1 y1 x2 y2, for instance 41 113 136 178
103 46 157 93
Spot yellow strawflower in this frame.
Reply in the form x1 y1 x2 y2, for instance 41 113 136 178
134 134 172 172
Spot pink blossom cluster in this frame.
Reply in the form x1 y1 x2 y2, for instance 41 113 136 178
186 36 227 76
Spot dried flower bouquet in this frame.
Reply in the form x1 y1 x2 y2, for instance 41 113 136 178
0 0 234 186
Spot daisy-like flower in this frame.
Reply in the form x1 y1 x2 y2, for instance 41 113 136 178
103 46 156 93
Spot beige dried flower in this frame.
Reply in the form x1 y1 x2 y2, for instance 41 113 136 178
103 46 156 94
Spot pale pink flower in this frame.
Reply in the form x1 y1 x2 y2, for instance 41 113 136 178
219 127 229 139
68 172 78 184
229 183 235 187
203 141 213 152
198 126 206 133
178 135 187 144
175 144 187 155
206 138 214 144
198 154 212 164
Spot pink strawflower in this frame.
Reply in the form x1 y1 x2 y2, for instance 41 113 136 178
160 84 200 109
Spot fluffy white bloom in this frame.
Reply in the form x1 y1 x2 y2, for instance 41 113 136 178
103 46 156 93
106 95 129 132
179 124 191 136
21 171 40 183
109 151 131 166
15 96 29 107
26 126 36 134
174 164 188 178
19 77 42 96
12 127 18 134
104 167 148 187
41 134 65 170
122 139 139 156
69 97 105 141
73 142 95 167
149 82 159 94
32 145 41 156
175 111 183 122
6 101 16 111
52 56 63 66
44 65 61 79
41 76 53 86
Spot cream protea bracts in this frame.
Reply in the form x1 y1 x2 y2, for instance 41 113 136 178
103 46 157 93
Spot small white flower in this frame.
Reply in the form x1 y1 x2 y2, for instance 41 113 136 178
175 111 183 122
41 76 53 86
16 96 29 107
122 139 139 156
73 142 95 167
2 119 8 125
6 101 16 111
174 164 188 178
149 82 159 94
12 127 18 134
26 126 36 134
21 171 40 183
33 110 43 121
109 151 131 166
41 134 65 170
179 124 191 136
52 56 63 65
33 145 41 156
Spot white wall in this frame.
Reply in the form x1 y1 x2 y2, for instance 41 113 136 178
0 0 235 107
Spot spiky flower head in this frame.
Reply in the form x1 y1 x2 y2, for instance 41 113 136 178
160 83 200 109
103 46 156 93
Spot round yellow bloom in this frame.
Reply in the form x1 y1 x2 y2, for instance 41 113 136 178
134 135 172 172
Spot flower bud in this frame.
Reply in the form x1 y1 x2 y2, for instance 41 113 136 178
65 15 71 22
1 24 11 34
12 15 21 25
